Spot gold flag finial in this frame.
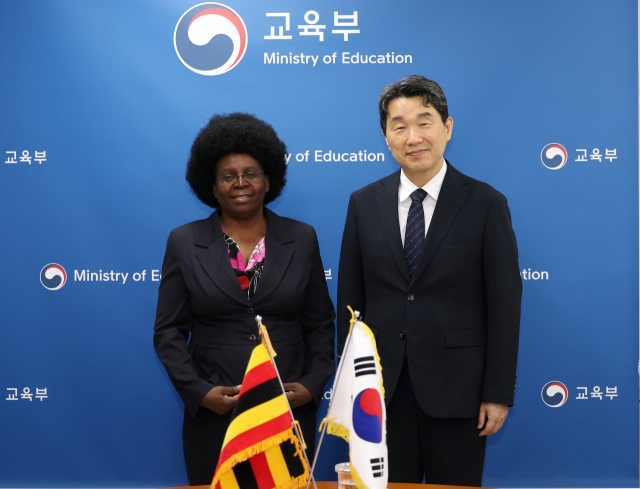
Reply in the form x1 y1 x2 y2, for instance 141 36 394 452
346 305 360 334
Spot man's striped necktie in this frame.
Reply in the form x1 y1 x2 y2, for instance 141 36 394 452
404 188 427 276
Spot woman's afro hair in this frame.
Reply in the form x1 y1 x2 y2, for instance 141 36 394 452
185 112 287 208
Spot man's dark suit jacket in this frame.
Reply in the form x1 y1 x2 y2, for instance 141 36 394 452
154 208 335 419
337 163 521 419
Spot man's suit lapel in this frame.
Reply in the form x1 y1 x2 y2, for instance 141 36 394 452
411 163 468 284
376 171 411 284
250 208 294 303
194 211 251 304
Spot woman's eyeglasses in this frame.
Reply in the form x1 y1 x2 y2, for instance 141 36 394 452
216 172 265 186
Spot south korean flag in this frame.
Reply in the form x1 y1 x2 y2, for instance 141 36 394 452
324 310 387 489
349 320 387 489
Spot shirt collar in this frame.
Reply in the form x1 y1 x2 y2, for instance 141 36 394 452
399 159 448 203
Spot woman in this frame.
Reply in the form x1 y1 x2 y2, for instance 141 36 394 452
153 113 335 485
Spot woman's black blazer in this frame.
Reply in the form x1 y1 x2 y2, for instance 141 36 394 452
154 208 336 418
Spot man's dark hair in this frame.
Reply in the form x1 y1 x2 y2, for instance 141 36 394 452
378 75 449 133
185 112 287 209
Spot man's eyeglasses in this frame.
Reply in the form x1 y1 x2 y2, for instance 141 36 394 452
216 171 265 186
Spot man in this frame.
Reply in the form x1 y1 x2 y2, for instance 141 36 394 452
337 75 521 486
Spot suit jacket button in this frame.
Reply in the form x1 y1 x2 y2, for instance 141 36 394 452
248 334 257 342
399 331 406 339
247 307 255 314
407 294 414 301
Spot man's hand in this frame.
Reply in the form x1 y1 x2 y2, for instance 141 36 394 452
200 385 241 415
477 402 508 436
283 382 313 409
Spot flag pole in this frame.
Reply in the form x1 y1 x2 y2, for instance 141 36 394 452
306 420 329 489
305 306 360 489
255 316 318 489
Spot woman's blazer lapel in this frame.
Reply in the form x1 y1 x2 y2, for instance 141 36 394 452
251 208 295 304
191 209 295 305
193 211 251 305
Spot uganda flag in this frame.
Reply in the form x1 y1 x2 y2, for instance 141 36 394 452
211 337 309 489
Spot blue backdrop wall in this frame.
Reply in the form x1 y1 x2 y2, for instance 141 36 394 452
1 1 638 487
